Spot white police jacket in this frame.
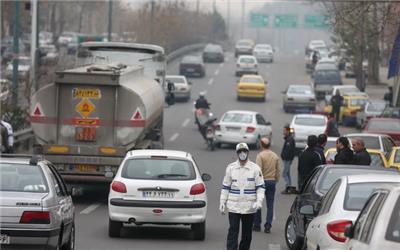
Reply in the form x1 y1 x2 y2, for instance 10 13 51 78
220 160 265 214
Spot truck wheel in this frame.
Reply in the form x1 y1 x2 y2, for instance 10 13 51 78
192 221 205 240
108 219 122 238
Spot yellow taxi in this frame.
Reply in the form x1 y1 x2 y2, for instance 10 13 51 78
388 147 400 170
325 147 389 168
323 92 368 126
236 74 266 101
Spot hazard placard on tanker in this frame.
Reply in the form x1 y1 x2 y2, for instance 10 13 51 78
72 88 101 99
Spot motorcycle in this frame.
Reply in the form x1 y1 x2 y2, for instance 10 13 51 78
204 116 218 151
194 107 218 151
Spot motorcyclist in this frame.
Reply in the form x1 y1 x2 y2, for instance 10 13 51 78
311 51 319 68
195 92 210 109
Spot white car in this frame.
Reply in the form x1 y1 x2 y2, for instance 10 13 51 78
236 55 258 77
6 56 31 78
215 110 272 148
345 133 397 157
253 44 274 63
165 75 191 102
345 185 400 249
108 150 211 240
290 114 328 149
305 174 400 250
325 85 363 103
306 40 327 55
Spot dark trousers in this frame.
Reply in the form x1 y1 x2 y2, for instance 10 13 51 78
333 108 340 123
227 212 254 250
298 174 307 192
253 180 276 229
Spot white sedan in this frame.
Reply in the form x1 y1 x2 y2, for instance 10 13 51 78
236 55 258 76
166 75 191 102
215 110 272 148
290 114 327 150
305 174 400 250
108 150 211 240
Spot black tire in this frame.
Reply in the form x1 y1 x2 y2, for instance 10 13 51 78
108 219 122 238
192 221 206 240
215 142 221 148
283 105 289 113
237 96 241 101
285 215 303 250
61 223 75 250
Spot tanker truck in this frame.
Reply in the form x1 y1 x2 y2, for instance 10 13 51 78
30 63 165 183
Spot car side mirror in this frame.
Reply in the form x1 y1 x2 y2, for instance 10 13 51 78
201 173 211 182
300 205 314 216
344 224 354 239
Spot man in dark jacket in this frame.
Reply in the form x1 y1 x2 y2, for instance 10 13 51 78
334 137 354 164
330 90 344 123
326 113 340 137
351 138 371 165
281 124 296 194
315 134 327 165
298 135 323 191
195 92 210 109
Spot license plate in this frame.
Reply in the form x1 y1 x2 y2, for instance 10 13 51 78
142 191 175 198
75 165 97 172
226 127 240 131
186 68 195 72
75 127 96 142
0 234 10 245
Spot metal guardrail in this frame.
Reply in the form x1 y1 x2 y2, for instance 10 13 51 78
11 43 206 145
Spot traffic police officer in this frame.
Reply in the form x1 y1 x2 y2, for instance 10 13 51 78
220 142 265 250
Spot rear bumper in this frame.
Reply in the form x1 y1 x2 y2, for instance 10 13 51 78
0 228 59 249
109 199 207 224
237 90 265 98
215 132 258 145
284 101 315 109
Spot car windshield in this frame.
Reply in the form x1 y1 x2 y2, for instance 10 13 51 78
0 163 48 193
241 77 263 83
239 57 255 64
339 87 359 94
317 168 394 194
205 45 222 52
238 41 251 47
121 158 195 180
381 108 400 118
366 102 386 112
166 77 185 83
344 182 397 211
255 45 272 50
182 56 200 63
386 197 400 243
294 117 325 126
222 113 253 123
367 120 400 131
314 70 340 82
349 98 367 106
288 86 312 94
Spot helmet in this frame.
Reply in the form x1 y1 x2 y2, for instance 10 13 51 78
199 91 206 97
236 142 249 152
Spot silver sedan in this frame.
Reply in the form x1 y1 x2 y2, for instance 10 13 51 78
282 84 316 113
166 75 192 102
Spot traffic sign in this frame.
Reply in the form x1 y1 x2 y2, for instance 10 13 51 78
250 12 269 28
274 14 298 28
304 15 330 29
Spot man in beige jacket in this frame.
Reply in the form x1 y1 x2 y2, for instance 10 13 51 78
252 137 281 233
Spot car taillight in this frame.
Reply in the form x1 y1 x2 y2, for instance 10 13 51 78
327 220 352 242
20 211 50 224
288 98 294 101
190 183 205 195
246 126 256 133
111 181 127 193
216 124 221 131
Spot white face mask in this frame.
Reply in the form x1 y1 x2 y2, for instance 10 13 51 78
238 151 248 161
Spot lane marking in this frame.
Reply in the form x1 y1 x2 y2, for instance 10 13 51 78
80 203 101 215
215 69 220 75
219 63 224 68
208 78 214 85
269 244 281 250
226 57 230 63
201 90 207 95
182 118 190 127
169 133 179 142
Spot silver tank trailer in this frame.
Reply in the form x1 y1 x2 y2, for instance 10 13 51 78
30 64 164 182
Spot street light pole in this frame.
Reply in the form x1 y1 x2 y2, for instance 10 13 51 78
241 0 245 38
108 0 112 42
30 0 38 92
12 0 20 108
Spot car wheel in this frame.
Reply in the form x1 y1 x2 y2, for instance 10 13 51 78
192 221 205 240
61 223 75 250
108 219 122 238
216 142 221 148
237 96 241 101
283 105 289 113
285 215 303 250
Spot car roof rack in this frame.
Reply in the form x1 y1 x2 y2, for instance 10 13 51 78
0 154 44 165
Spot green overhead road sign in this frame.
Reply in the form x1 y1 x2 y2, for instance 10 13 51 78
274 14 298 28
250 13 269 28
304 15 330 29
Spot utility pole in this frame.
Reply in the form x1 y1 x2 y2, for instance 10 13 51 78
30 0 38 92
227 0 230 38
241 0 245 38
12 0 20 108
108 0 112 42
150 0 155 42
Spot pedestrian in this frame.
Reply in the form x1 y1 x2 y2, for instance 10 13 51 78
280 124 296 194
297 135 323 191
325 112 340 137
315 134 327 165
252 137 281 233
351 138 371 165
220 142 265 250
330 90 343 123
0 120 13 153
334 137 354 164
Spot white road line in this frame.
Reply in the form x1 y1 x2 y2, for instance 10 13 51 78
219 63 224 68
80 203 101 215
226 57 230 63
208 78 214 85
169 133 179 142
215 69 220 75
269 244 281 250
182 118 190 127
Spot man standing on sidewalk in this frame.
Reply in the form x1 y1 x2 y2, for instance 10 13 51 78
330 90 343 124
280 124 296 194
220 143 265 250
253 137 281 233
